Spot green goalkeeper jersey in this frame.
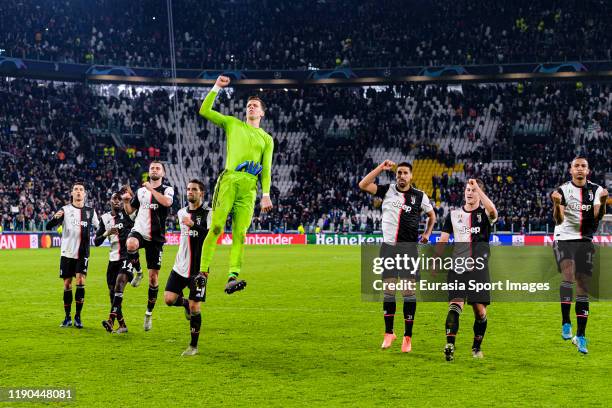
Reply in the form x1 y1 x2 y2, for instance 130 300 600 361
199 90 274 194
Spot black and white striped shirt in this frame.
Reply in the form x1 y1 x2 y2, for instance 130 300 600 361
375 184 433 243
130 184 174 243
172 205 211 278
95 210 135 261
47 204 100 259
554 180 603 241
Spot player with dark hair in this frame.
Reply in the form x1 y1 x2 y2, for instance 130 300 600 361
359 160 436 352
164 179 211 356
47 182 100 328
122 160 175 331
198 75 274 294
95 192 136 333
551 157 608 354
438 179 497 361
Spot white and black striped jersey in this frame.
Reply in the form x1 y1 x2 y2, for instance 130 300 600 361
130 184 174 242
553 180 604 241
442 205 497 242
172 205 211 278
375 184 433 243
94 210 136 261
47 204 100 260
442 204 496 260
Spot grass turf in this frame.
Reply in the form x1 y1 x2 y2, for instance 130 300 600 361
0 246 610 407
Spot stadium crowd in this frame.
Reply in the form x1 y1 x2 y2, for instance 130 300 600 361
0 78 156 231
1 0 611 70
1 78 610 233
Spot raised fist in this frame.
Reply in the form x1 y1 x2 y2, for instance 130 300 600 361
215 75 231 88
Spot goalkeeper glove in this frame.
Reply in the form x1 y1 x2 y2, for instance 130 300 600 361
235 160 263 176
195 271 209 289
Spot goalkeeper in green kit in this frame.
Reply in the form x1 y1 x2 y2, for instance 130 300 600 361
197 75 274 294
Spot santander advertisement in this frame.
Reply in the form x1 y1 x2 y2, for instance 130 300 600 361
162 232 306 246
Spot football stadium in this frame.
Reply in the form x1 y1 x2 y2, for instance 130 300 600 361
0 1 611 406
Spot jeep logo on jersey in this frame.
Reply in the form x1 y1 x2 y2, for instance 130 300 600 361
568 202 592 211
461 226 481 234
115 223 124 230
182 229 199 237
142 203 159 210
391 201 412 212
72 220 88 227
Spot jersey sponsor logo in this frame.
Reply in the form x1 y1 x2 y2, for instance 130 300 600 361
391 201 412 212
114 223 125 230
72 220 89 227
460 226 481 234
568 202 592 211
142 203 159 210
181 229 200 237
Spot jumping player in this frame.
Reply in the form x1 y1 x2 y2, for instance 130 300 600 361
198 75 274 294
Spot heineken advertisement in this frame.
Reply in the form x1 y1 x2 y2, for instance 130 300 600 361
307 234 384 245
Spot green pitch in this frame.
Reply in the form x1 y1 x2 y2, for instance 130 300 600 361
0 246 610 407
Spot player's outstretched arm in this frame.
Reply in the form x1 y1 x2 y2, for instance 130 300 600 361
358 160 395 195
259 136 274 213
198 75 232 128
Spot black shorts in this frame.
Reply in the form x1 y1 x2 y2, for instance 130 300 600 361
106 260 134 288
59 256 88 279
553 240 595 276
128 231 164 270
447 263 491 305
164 270 206 302
380 242 420 280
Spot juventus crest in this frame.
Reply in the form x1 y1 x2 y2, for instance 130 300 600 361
477 213 482 223
588 191 594 201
